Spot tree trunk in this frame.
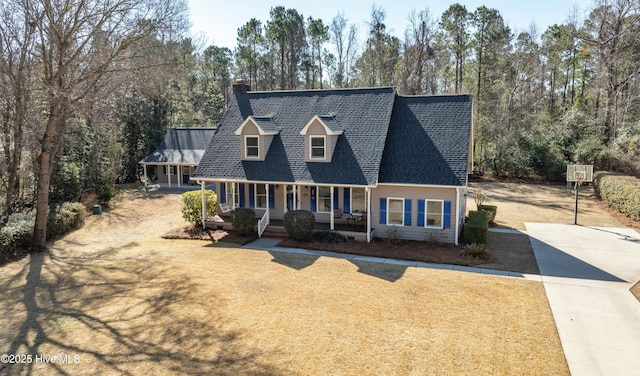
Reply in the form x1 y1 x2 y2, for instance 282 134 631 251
31 100 65 251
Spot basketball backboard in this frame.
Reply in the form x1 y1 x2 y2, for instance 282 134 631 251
566 164 593 182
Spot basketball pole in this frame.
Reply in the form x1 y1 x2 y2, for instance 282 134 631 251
574 181 580 225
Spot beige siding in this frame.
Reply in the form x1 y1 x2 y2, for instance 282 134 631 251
371 185 459 243
237 122 274 161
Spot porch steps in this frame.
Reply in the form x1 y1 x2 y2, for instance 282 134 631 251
261 225 289 239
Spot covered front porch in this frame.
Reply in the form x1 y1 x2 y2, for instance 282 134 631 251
200 181 375 242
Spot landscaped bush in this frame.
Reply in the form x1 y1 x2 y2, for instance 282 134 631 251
461 243 491 260
232 207 256 236
98 182 116 205
313 230 346 243
593 171 640 222
478 204 497 223
181 190 217 227
47 202 86 239
283 210 315 241
463 210 489 245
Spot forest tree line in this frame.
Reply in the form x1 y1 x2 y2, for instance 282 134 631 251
1 0 639 247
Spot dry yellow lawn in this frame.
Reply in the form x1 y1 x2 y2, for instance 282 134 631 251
0 189 568 375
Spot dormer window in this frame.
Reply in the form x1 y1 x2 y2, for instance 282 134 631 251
235 116 279 161
300 115 343 163
245 136 259 158
310 136 326 159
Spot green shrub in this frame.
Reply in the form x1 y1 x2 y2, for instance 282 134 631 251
463 210 489 245
47 202 86 239
1 202 86 261
0 211 36 258
98 183 116 205
283 210 315 241
313 230 346 243
232 208 256 236
478 205 497 223
594 171 640 222
181 190 217 227
461 243 491 260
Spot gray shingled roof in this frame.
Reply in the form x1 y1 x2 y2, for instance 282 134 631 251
193 88 471 187
194 87 397 186
378 95 472 186
140 127 216 165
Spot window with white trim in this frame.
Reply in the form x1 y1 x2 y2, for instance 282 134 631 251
317 186 331 213
226 183 240 208
426 200 443 228
245 136 259 158
310 136 326 159
387 198 404 225
255 184 267 209
351 188 366 213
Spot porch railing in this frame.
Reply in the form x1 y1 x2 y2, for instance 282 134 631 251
258 209 270 237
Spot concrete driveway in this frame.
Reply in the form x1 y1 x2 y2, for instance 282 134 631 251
526 223 640 376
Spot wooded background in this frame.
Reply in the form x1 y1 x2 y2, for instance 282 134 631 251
1 0 639 246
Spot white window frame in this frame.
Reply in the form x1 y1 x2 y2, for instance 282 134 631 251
425 199 444 229
245 135 260 159
317 186 332 213
309 135 326 160
226 183 240 208
350 187 366 213
164 165 176 175
387 197 404 226
255 184 267 209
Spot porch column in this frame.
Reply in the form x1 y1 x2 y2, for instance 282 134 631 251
177 165 181 188
454 187 461 246
167 164 171 188
200 181 206 229
330 186 334 230
283 184 287 214
143 164 148 190
293 185 297 210
265 184 269 216
231 182 236 208
366 187 372 243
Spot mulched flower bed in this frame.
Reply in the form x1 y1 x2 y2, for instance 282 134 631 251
163 226 257 245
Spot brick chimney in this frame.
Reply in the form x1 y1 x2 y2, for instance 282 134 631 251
232 78 250 93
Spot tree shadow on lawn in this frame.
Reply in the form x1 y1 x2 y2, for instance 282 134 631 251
0 249 282 376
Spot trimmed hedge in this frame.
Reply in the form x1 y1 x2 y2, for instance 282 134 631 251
463 210 489 245
313 230 346 243
593 171 640 222
181 190 217 227
284 210 315 241
478 204 497 223
232 208 256 236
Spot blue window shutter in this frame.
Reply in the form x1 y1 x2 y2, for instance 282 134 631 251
239 184 245 207
220 182 226 203
163 166 167 175
249 184 255 208
343 188 350 213
333 187 339 209
269 185 275 209
443 201 452 228
417 200 425 227
310 187 317 212
379 198 387 224
404 199 412 226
